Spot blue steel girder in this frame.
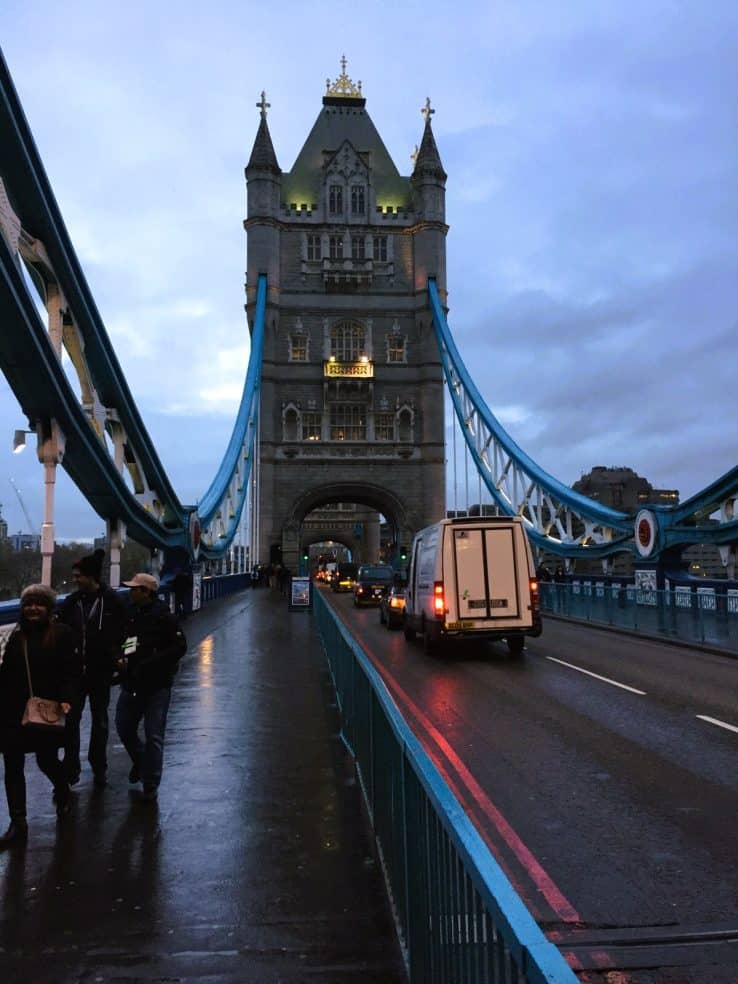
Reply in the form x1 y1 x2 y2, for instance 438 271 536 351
197 274 266 559
428 279 738 564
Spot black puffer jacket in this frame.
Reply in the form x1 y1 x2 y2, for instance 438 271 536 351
119 599 187 696
0 620 82 750
57 584 126 682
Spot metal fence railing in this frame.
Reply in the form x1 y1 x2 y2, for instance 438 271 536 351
313 590 576 984
0 572 251 630
540 583 738 652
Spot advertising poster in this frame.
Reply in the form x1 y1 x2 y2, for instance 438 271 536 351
289 576 312 612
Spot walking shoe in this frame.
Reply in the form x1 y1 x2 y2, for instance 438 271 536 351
0 821 28 848
141 784 158 803
128 764 141 784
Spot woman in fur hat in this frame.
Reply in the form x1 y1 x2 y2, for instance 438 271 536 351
0 584 82 847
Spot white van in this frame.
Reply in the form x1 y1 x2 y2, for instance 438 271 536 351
403 516 542 656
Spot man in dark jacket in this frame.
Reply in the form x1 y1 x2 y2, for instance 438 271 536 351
115 572 187 802
57 549 126 787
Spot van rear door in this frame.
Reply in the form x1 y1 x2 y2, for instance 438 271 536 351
452 525 523 622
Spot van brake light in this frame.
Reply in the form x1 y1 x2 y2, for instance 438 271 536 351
433 582 445 618
529 577 540 612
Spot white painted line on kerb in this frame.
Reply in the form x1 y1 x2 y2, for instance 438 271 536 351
545 656 647 695
696 714 738 735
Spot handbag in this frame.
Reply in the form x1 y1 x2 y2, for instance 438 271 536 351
20 639 66 731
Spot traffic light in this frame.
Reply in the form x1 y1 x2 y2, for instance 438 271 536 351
302 552 308 561
400 546 407 561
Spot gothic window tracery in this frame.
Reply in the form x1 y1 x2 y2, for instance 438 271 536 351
351 185 365 215
373 235 388 261
330 321 366 361
329 184 343 215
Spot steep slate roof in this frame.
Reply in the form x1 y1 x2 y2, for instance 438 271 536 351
247 115 280 174
281 102 410 208
412 119 447 181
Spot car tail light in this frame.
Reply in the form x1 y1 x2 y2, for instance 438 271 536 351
390 596 404 609
529 577 540 612
433 582 445 618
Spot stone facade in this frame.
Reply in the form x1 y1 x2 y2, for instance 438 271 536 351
244 67 447 569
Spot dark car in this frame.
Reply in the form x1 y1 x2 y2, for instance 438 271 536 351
331 562 358 592
379 585 406 629
353 564 395 607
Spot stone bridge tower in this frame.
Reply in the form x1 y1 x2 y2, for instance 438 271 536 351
245 61 447 570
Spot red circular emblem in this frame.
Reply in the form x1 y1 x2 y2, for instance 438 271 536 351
637 518 651 548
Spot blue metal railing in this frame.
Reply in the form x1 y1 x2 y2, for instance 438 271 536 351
0 571 251 628
540 582 738 653
313 590 576 983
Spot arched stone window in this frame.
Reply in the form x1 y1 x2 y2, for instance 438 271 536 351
282 403 300 442
397 404 414 443
330 320 366 362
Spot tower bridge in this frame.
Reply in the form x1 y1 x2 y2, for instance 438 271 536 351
1 50 737 585
1 49 738 983
246 60 446 572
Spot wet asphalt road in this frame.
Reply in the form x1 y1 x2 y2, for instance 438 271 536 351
0 589 406 983
329 589 738 982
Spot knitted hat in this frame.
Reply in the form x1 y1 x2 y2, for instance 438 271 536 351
73 548 105 579
20 583 57 610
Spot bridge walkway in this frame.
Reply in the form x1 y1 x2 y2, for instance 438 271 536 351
0 589 406 983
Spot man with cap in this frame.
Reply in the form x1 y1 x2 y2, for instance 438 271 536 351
57 548 126 787
115 573 187 802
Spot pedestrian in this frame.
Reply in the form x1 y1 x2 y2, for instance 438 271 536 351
0 584 82 847
173 569 192 618
57 548 126 787
115 573 187 802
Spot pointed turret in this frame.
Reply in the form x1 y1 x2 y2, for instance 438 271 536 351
412 114 447 181
245 91 282 301
411 97 446 225
246 110 280 175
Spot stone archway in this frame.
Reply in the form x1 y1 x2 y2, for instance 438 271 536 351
281 481 419 570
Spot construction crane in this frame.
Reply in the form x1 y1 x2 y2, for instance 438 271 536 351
9 477 37 533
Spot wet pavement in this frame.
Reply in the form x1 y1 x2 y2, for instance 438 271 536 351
0 589 406 983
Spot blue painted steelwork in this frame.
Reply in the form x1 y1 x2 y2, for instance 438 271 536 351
0 49 265 561
540 581 738 653
429 279 738 564
197 275 266 557
314 590 577 982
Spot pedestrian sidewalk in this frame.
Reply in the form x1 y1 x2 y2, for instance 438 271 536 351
0 589 406 983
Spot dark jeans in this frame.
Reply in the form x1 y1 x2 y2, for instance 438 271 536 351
3 745 67 821
64 678 111 777
115 687 171 789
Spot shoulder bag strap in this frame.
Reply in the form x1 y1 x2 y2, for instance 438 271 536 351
22 637 35 698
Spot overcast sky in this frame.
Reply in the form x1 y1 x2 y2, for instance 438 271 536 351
1 1 737 540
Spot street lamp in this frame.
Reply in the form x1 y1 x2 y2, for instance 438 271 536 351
13 429 32 453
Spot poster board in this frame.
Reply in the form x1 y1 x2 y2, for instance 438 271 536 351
289 576 313 613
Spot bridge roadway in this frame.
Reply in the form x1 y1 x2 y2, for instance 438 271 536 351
323 587 738 982
0 590 405 983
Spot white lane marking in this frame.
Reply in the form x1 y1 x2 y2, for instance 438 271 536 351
696 714 738 735
545 656 647 695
